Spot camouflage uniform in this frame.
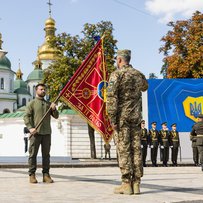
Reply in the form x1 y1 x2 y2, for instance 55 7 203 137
107 63 148 184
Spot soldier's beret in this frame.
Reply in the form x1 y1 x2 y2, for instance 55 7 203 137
116 49 131 59
161 122 167 126
151 121 157 125
198 114 203 118
171 123 176 127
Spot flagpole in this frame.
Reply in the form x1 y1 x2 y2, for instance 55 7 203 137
101 34 107 103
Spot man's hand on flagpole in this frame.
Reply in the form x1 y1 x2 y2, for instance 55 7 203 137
50 103 57 111
29 128 37 136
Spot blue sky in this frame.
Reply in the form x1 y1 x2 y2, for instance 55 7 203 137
0 0 202 80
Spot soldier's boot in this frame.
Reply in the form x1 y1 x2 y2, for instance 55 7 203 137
43 174 54 183
29 174 38 184
114 182 133 195
133 182 141 195
201 164 203 172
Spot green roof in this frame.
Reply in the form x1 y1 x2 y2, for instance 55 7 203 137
14 88 30 95
0 109 77 118
14 79 27 90
0 56 11 70
27 69 43 81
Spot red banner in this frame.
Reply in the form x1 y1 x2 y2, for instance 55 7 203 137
60 39 113 143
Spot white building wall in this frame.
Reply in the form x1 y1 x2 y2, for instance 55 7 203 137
27 80 38 99
0 112 193 161
0 70 14 93
17 94 31 107
0 114 117 159
0 95 17 113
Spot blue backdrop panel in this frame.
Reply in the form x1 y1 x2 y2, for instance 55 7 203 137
147 79 203 132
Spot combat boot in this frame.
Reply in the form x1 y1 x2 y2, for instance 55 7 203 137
201 164 203 172
114 182 133 195
29 174 38 184
133 182 141 195
43 174 54 183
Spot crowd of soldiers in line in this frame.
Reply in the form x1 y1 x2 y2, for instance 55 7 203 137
140 120 180 167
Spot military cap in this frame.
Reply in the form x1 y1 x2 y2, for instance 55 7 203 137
161 122 167 126
151 121 157 125
171 123 176 127
141 120 145 124
198 114 203 118
116 49 131 58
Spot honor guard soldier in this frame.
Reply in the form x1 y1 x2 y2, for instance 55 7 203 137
170 123 180 166
190 114 203 171
159 122 171 167
149 122 160 167
140 120 149 167
190 128 199 166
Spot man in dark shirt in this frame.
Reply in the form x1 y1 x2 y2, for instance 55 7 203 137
190 114 203 171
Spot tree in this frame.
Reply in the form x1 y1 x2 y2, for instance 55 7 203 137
43 21 117 159
159 11 203 78
149 73 158 79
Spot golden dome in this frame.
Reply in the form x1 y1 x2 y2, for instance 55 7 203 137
45 17 55 28
38 17 57 60
16 67 23 80
38 42 57 60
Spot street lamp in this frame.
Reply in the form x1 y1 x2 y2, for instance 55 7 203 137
0 49 7 59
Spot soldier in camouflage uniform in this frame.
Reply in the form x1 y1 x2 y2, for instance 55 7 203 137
140 120 149 167
159 122 171 167
170 123 180 166
190 114 203 171
107 49 148 195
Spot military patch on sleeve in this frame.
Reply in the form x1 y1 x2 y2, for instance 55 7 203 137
108 81 114 92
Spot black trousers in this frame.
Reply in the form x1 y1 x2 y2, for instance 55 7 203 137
24 137 28 153
142 145 148 164
151 147 158 165
171 147 179 164
192 146 199 164
160 147 169 165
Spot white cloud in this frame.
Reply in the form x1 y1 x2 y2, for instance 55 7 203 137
145 0 203 23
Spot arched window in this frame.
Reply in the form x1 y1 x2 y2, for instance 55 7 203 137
33 85 36 98
3 108 10 113
22 98 26 106
1 78 4 89
10 79 12 92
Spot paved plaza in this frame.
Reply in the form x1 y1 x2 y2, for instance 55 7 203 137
0 166 203 203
